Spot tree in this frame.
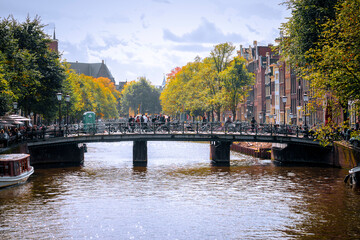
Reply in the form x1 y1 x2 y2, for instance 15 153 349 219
0 16 65 120
210 42 235 120
121 77 161 115
62 65 120 121
221 57 255 119
306 0 360 101
280 0 339 72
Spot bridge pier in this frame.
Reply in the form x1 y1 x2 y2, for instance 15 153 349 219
210 141 231 167
28 142 85 168
133 140 147 167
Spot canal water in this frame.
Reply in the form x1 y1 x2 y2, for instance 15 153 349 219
1 142 360 239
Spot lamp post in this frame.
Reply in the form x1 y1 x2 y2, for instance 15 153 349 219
282 95 287 127
303 93 308 127
65 94 70 126
65 94 70 137
258 113 262 124
303 93 309 138
57 92 62 136
30 112 33 125
13 102 18 114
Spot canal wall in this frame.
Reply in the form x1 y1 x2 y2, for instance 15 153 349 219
271 141 360 168
271 143 336 167
331 141 360 169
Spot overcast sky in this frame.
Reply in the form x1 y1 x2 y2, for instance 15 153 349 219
1 0 290 86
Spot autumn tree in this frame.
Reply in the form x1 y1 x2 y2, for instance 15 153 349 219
221 57 255 119
62 64 120 121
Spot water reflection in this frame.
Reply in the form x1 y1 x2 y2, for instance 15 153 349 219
0 141 359 239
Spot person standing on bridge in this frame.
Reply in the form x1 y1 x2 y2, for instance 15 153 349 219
251 117 256 132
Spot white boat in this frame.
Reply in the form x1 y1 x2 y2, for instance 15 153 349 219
0 154 34 188
344 166 360 186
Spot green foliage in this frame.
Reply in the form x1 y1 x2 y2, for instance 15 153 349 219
0 15 65 120
120 77 161 115
313 121 343 147
221 57 255 119
280 0 338 72
304 0 360 104
160 43 253 120
351 130 360 139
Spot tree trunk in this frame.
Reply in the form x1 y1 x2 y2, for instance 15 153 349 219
232 109 237 120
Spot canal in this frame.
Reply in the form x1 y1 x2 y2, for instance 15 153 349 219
1 141 360 239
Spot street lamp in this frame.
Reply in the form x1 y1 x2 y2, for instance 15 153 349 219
258 113 262 124
303 93 309 138
13 102 18 114
57 92 62 136
282 95 287 127
303 93 308 127
30 112 33 125
65 94 70 126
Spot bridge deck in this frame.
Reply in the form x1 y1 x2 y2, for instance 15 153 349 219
27 132 320 147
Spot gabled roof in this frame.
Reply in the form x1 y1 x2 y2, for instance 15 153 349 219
68 61 115 83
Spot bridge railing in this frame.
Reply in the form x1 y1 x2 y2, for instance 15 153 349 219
0 120 320 148
56 121 315 138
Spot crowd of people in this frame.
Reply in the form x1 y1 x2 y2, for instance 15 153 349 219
0 124 47 147
127 114 171 132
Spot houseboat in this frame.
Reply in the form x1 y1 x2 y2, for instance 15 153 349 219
0 154 34 188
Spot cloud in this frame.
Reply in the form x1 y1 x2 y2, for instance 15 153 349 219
246 24 260 35
163 18 244 43
140 14 149 29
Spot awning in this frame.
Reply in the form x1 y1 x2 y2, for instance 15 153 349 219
1 114 30 122
0 120 14 126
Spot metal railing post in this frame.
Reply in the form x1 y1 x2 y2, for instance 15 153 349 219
296 126 299 138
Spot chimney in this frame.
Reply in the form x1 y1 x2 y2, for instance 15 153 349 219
254 40 258 60
102 60 104 64
249 45 253 60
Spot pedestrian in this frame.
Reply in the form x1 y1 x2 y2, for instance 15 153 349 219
251 117 256 132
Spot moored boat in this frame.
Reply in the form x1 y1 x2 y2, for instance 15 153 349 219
344 166 360 186
0 154 34 188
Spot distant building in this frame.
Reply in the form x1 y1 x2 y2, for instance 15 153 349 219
47 28 58 53
116 81 127 92
68 60 115 84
